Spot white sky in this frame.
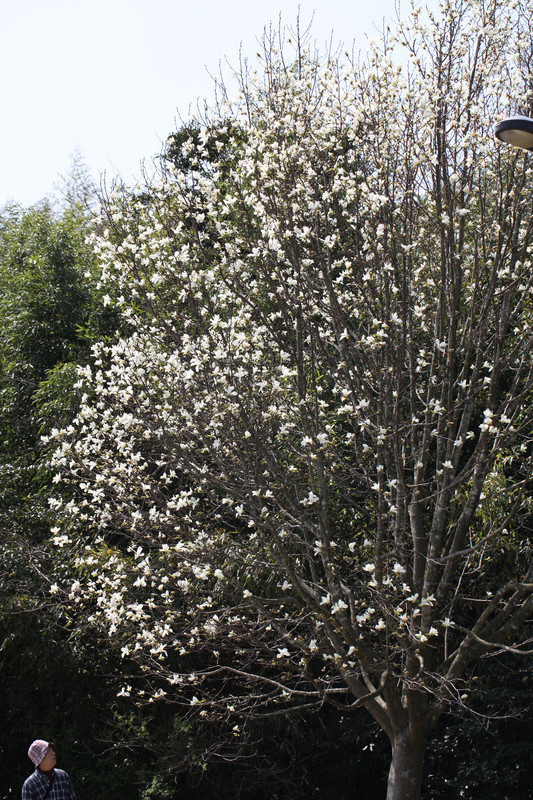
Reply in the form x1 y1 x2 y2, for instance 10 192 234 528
0 0 411 207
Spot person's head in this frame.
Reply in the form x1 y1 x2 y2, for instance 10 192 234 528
28 740 57 771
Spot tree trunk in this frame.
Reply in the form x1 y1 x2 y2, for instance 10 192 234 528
386 725 427 800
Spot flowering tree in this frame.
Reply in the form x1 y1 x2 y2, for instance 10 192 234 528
48 2 533 798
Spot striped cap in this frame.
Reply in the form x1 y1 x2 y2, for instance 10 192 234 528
28 740 49 766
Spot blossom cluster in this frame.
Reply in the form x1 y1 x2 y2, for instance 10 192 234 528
47 1 533 712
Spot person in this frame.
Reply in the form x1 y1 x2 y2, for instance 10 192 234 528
22 740 77 800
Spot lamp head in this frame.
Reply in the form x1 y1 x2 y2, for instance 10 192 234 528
494 115 533 151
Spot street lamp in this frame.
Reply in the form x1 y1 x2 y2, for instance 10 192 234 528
494 115 533 151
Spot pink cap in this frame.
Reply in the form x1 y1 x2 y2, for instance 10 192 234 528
28 740 50 766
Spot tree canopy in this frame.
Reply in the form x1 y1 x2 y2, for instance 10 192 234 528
45 2 533 799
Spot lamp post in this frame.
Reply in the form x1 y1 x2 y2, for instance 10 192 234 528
494 115 533 150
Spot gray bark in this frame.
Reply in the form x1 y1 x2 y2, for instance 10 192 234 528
386 725 427 800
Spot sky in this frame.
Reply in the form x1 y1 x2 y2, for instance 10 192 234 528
0 0 412 207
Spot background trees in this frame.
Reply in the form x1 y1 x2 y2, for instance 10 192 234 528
0 189 136 800
0 200 87 537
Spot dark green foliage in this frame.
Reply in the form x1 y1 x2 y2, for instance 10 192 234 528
425 657 533 800
0 203 85 517
102 699 389 800
164 121 248 179
0 609 144 800
0 199 122 538
0 204 88 387
0 194 132 798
